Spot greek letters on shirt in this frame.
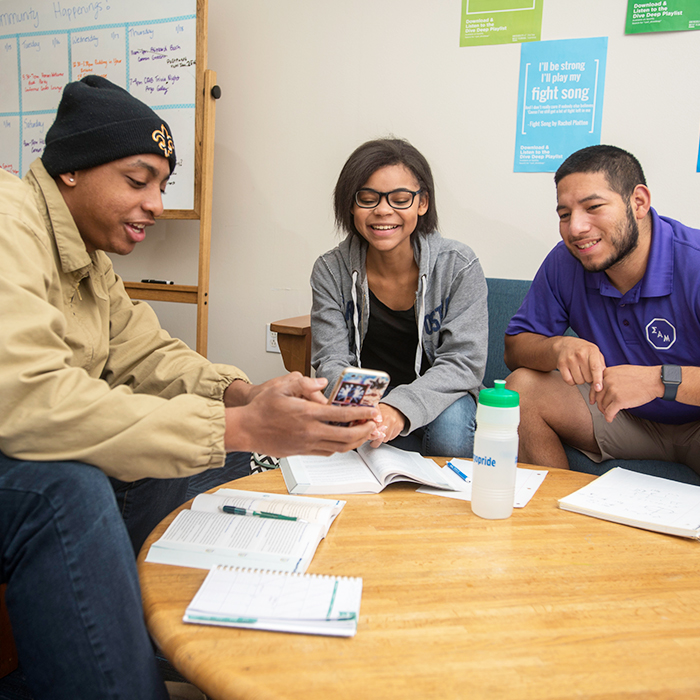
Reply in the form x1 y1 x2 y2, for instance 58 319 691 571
646 318 677 350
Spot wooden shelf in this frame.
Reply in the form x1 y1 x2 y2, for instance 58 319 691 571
124 282 200 305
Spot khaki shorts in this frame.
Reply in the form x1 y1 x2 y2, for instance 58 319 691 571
575 383 700 471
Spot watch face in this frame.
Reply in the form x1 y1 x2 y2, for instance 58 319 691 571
663 365 682 384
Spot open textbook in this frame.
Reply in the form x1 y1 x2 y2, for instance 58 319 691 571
280 443 454 495
145 489 346 572
184 565 362 637
558 467 700 539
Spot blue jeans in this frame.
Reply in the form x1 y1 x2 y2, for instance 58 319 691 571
110 475 190 556
388 393 477 458
0 452 169 700
111 450 252 555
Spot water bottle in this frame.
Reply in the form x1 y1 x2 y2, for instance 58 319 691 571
471 380 520 520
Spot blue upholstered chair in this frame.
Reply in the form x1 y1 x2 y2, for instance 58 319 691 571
484 277 700 485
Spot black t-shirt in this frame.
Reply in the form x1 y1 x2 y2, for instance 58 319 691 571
360 290 429 386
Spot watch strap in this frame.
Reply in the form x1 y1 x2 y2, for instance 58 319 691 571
661 365 682 401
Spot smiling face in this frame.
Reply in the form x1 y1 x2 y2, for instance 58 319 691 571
351 164 429 257
58 153 171 256
556 171 642 274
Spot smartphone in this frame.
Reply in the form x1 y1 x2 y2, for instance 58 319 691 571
327 367 391 426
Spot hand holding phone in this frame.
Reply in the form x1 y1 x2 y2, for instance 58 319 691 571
327 367 390 426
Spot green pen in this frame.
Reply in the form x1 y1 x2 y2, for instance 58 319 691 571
221 505 301 521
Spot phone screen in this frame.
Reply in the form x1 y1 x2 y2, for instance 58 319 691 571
328 368 390 426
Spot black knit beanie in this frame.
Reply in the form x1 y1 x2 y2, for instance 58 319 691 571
42 75 177 177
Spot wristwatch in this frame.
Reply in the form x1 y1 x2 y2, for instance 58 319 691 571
661 365 682 401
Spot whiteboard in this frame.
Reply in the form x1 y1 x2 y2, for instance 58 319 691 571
0 0 197 210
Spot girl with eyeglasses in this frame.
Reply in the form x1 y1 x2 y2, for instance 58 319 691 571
310 138 488 458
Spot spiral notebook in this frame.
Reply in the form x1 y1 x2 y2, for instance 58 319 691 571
183 565 363 637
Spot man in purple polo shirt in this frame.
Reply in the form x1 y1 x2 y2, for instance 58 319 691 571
504 145 700 474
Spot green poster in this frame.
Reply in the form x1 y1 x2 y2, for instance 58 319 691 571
460 0 543 48
626 1 700 33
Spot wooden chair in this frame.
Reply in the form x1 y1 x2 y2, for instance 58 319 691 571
0 584 19 679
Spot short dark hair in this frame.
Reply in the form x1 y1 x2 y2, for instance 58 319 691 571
554 145 646 200
333 138 438 237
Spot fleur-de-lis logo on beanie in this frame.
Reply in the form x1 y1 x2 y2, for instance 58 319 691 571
152 124 174 157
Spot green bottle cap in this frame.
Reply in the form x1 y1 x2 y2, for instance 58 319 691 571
478 379 519 408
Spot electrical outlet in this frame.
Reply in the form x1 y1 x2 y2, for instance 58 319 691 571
266 324 280 353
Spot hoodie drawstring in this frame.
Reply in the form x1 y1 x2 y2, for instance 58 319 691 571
414 274 426 378
351 269 362 367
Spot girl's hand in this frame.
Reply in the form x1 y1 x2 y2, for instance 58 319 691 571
368 404 407 448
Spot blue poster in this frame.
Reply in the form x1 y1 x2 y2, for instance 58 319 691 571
514 37 608 173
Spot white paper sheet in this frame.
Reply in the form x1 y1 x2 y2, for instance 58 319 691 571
416 459 547 508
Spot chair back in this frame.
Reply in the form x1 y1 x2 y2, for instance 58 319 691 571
483 277 531 389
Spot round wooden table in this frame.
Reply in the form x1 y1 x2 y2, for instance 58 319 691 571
138 466 700 700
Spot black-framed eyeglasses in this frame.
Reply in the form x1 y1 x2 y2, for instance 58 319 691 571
354 188 423 210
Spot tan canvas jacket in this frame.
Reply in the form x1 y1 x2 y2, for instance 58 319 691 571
0 160 248 480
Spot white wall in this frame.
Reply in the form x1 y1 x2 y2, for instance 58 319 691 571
111 0 700 383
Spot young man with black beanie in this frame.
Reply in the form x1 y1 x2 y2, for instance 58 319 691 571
0 76 380 700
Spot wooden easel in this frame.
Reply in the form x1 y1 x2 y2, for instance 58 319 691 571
124 0 217 357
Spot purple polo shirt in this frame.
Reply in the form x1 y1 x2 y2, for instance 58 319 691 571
507 208 700 424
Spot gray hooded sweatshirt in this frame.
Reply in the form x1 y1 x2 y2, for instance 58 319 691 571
310 231 488 436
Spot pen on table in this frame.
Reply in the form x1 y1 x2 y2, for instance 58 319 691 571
141 279 174 285
221 505 305 522
447 461 469 482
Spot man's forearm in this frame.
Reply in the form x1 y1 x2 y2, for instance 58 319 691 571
667 366 700 407
504 332 562 372
593 364 700 423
